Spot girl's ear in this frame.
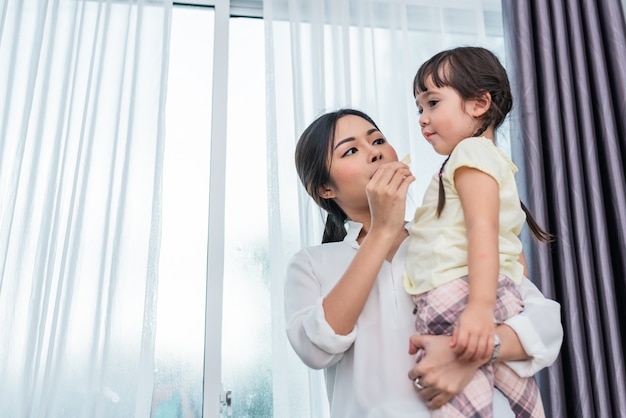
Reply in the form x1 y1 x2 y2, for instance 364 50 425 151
472 92 492 118
318 184 336 199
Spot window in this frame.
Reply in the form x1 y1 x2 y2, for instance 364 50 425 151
153 5 213 416
155 4 277 417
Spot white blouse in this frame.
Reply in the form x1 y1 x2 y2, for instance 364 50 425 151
285 221 563 418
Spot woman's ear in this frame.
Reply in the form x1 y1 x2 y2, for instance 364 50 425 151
318 184 335 199
472 92 492 118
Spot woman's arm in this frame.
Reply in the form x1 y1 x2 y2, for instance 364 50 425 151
501 278 563 376
321 161 413 334
408 279 563 407
285 162 414 367
284 249 354 370
406 329 525 409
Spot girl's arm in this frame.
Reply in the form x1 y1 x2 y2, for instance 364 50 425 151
453 166 500 361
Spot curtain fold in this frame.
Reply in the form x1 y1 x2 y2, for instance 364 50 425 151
502 1 626 417
264 0 509 416
0 0 171 416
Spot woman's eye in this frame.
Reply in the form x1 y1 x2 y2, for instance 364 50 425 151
342 147 357 157
373 138 386 145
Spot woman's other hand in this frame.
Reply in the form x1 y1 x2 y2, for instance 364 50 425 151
408 334 485 409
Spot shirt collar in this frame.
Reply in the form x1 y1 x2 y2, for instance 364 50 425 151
345 220 363 244
344 220 413 244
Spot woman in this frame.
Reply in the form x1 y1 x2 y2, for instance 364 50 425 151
284 108 562 417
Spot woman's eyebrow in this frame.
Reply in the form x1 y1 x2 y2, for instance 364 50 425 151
333 128 380 150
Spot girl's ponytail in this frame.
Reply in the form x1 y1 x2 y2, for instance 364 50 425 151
520 201 553 243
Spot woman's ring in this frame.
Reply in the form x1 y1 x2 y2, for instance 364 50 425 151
414 377 425 390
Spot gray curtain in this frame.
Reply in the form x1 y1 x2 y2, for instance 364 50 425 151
501 0 626 417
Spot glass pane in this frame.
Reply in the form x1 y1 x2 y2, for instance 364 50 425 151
222 17 273 418
152 6 214 417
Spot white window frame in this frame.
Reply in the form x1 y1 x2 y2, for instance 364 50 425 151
173 1 264 416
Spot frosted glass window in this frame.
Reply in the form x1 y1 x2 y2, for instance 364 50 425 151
152 6 214 416
222 17 274 417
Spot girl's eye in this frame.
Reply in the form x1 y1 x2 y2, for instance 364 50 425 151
417 107 424 115
428 100 438 107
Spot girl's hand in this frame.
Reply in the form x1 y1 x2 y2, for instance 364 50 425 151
408 334 485 409
451 304 495 362
366 161 414 232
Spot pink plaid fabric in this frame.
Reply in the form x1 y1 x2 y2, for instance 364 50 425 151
412 275 545 418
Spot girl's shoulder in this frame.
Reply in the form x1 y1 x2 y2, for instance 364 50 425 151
454 136 497 154
446 137 516 182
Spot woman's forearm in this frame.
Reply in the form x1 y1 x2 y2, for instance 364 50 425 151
495 323 530 362
322 227 397 334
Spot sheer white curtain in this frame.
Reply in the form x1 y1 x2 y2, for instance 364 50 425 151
0 0 171 416
263 0 505 416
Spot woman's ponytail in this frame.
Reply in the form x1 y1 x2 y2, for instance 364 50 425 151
322 203 348 243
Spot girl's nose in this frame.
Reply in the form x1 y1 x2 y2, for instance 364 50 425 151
419 114 427 127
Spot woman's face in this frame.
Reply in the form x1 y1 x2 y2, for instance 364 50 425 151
321 115 399 213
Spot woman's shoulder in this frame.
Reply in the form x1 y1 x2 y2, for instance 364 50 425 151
286 241 355 289
289 240 353 264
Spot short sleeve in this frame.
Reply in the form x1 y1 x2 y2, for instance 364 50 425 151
444 137 515 186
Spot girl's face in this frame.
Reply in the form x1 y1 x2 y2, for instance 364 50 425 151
321 115 398 213
415 76 483 156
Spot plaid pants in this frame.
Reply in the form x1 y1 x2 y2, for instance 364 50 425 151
412 275 545 418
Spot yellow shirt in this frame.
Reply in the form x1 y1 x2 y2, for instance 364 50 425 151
404 137 526 295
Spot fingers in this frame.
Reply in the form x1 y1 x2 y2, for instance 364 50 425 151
408 334 426 355
414 378 454 410
455 331 494 362
370 162 414 190
423 389 453 410
453 320 495 362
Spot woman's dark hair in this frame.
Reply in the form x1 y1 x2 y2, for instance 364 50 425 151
295 108 380 243
413 46 551 242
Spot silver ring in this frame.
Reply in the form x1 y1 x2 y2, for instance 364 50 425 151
414 377 425 390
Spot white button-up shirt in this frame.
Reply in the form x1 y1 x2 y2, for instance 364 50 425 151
285 221 563 418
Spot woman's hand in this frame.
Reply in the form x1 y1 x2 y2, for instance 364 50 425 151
408 334 485 409
366 161 414 233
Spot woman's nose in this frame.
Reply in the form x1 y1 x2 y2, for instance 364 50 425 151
371 152 383 163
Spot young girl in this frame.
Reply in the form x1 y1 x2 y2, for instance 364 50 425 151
404 47 552 418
